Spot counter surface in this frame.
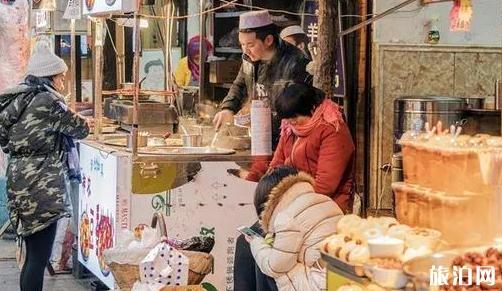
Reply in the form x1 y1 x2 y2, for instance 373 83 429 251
79 139 261 162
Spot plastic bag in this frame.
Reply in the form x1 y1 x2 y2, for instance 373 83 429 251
139 242 189 286
104 226 161 265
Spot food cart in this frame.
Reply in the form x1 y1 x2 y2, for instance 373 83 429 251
77 0 259 289
77 139 258 289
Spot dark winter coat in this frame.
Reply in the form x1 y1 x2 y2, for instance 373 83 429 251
0 83 89 236
220 40 312 147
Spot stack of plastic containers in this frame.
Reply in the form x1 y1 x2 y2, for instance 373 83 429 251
393 132 502 247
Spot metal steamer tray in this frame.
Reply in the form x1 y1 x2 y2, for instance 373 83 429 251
321 250 366 277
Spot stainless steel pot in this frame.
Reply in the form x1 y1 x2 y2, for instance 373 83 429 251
393 96 465 152
182 134 203 147
461 96 485 110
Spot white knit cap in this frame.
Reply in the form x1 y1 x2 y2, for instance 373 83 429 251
26 36 68 77
280 25 306 39
239 10 273 30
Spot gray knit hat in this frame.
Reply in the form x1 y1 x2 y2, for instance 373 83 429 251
26 36 68 77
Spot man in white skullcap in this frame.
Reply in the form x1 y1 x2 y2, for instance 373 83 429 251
218 11 312 291
213 10 312 140
280 25 311 59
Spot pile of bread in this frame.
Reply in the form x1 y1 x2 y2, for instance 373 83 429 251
323 215 441 265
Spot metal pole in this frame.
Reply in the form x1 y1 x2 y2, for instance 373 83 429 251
338 0 418 37
132 10 142 158
94 18 104 139
198 0 206 103
165 0 174 98
70 19 77 111
115 24 125 87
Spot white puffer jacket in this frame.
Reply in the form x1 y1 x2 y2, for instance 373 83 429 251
250 173 344 291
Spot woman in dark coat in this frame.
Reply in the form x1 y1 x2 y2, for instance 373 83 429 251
0 37 90 291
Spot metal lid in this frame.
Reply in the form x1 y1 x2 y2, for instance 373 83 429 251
394 96 465 113
395 96 465 103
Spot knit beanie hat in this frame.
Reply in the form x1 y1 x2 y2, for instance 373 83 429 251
26 36 68 78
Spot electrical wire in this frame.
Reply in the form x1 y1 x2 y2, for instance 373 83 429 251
219 0 317 16
150 5 165 47
95 0 425 27
138 0 239 20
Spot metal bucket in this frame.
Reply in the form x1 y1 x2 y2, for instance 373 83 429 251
393 96 465 152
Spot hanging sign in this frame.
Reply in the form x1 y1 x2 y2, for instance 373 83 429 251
63 0 81 20
303 0 346 98
82 0 136 15
35 11 50 29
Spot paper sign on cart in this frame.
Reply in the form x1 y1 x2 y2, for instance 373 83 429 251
63 0 81 20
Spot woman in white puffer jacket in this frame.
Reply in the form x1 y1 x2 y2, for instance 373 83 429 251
249 166 344 291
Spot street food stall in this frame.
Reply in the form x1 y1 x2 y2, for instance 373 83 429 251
77 0 260 290
60 0 502 290
320 127 502 290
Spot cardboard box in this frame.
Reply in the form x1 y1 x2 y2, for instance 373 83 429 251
209 60 241 84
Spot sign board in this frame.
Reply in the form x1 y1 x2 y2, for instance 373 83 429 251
302 0 346 98
53 0 88 34
63 0 81 19
35 11 50 29
82 0 136 15
129 162 257 291
78 143 258 290
78 144 119 289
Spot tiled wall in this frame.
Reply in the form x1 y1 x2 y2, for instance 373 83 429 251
370 44 501 210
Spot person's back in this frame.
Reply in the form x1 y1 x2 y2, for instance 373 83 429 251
2 85 87 157
0 36 90 291
250 167 343 291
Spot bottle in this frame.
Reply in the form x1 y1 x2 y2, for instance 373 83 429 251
427 17 440 44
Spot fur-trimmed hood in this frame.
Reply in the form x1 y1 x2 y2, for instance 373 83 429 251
260 172 315 233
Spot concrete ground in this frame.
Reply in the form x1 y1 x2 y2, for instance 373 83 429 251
0 237 94 291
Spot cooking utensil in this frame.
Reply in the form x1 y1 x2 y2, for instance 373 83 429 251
182 134 203 147
210 131 219 148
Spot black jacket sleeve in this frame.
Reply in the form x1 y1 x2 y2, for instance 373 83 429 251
219 64 248 113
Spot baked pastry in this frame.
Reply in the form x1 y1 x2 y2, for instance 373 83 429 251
337 214 362 235
348 245 370 264
351 220 384 242
376 216 398 231
358 227 384 243
339 241 359 262
325 234 350 257
387 224 411 241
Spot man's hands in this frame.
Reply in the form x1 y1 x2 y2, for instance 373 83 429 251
212 109 234 131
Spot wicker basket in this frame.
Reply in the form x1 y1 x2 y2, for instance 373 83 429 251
108 213 213 289
108 262 141 290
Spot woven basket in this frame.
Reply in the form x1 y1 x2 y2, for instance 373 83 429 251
108 213 213 289
108 262 140 290
181 250 213 285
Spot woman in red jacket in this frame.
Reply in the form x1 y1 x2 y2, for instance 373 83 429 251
267 82 354 213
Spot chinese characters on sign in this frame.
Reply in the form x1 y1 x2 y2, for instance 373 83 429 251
90 156 104 176
226 237 236 291
303 0 346 97
430 265 496 287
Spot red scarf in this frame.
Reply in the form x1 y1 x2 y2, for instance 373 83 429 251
281 99 343 137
